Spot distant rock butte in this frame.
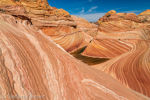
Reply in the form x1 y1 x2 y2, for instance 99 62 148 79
97 10 150 40
98 10 141 23
0 13 149 100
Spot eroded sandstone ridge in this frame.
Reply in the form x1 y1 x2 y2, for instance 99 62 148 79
0 13 149 100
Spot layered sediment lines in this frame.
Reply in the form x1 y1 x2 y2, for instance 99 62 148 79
82 38 132 58
0 0 97 53
39 25 93 53
82 10 150 98
50 31 93 53
97 20 150 39
93 39 150 97
82 20 150 58
83 11 150 58
0 13 149 100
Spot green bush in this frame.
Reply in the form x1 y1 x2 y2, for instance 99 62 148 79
107 14 111 17
142 18 147 23
0 9 4 12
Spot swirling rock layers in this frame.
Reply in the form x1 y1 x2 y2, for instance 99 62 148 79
50 31 93 53
82 38 132 58
83 11 150 58
93 39 150 97
0 14 149 100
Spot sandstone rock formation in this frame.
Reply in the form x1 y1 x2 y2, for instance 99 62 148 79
82 10 150 58
1 1 150 99
138 9 150 25
0 13 149 100
82 38 132 58
98 10 141 23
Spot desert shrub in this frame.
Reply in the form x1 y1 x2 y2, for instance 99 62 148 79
0 9 5 12
107 14 111 17
15 0 20 2
142 18 147 23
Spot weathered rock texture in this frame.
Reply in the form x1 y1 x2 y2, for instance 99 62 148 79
138 9 150 25
0 13 149 100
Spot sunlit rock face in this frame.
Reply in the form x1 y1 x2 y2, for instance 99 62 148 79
0 0 16 5
98 10 141 23
97 10 149 40
0 13 149 100
138 9 150 25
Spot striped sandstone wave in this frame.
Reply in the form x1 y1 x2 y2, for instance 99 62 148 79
82 38 132 58
93 39 150 97
82 13 150 58
0 13 149 100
